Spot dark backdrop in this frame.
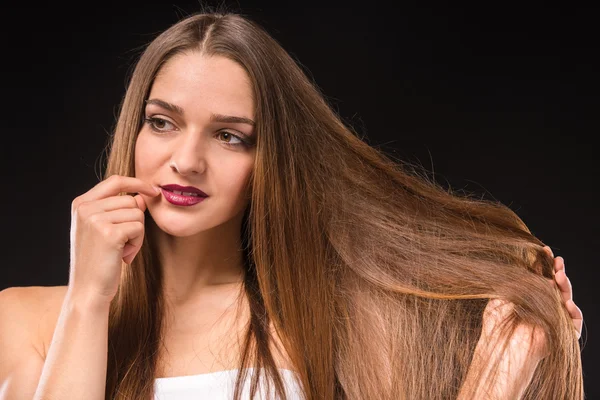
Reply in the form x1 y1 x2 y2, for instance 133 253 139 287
2 2 597 396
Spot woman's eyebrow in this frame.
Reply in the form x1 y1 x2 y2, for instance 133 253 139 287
145 98 255 127
145 98 184 115
211 113 255 127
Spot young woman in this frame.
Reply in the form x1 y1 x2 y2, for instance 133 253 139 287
0 9 583 400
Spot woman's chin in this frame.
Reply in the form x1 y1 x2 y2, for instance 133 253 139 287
148 214 211 237
155 224 205 238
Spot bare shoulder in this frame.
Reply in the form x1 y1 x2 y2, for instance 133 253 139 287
0 285 68 361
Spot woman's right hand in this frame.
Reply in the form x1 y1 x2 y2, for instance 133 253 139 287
67 175 160 307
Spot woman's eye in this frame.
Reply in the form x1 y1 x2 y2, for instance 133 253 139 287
144 117 174 132
143 118 248 147
218 131 243 145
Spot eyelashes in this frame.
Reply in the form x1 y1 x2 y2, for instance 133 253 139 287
142 116 253 148
143 116 174 132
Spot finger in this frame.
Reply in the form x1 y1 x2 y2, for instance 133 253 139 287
546 254 563 287
134 194 147 213
116 221 145 264
555 269 573 303
565 299 583 339
79 175 160 204
554 256 565 273
95 208 146 224
97 194 140 212
75 195 141 215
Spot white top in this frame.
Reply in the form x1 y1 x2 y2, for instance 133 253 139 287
154 368 304 400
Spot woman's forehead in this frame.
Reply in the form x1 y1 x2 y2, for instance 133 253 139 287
149 52 255 119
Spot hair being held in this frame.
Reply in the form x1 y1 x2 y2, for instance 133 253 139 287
101 8 583 400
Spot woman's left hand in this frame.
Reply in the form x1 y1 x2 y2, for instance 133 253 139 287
481 246 583 360
544 246 584 340
459 246 584 399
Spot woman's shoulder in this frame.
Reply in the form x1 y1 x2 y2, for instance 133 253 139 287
0 285 68 361
1 285 297 371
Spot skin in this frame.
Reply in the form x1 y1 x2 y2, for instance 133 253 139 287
461 246 584 399
129 51 584 385
134 51 258 314
30 54 583 385
552 251 583 339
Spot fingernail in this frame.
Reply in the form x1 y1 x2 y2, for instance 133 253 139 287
153 186 161 194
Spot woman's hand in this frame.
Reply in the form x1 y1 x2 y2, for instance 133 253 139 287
545 246 583 340
68 175 161 308
480 246 583 359
458 246 584 399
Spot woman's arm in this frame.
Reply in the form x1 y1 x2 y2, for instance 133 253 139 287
457 300 544 399
0 287 46 400
33 290 111 400
457 249 583 399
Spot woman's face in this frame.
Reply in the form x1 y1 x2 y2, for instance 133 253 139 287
135 51 256 237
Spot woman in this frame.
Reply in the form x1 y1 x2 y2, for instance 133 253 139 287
2 9 583 400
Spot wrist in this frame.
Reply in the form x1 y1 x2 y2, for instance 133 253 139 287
65 288 113 314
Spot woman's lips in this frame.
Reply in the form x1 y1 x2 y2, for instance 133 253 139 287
160 184 208 197
160 188 207 206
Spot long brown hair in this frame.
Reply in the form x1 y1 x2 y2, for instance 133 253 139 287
101 7 583 400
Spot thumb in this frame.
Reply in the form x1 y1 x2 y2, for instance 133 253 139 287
122 226 145 264
134 194 147 212
122 240 143 265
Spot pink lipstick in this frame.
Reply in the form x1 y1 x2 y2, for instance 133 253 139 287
161 184 208 197
160 184 208 206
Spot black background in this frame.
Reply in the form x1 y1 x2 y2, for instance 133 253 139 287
1 2 597 396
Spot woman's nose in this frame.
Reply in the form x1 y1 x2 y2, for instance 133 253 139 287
168 133 207 175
